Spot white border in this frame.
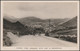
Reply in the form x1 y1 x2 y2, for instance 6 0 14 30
1 1 79 50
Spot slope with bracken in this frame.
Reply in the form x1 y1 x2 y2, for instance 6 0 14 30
50 16 77 43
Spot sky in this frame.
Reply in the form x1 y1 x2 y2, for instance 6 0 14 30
3 2 78 19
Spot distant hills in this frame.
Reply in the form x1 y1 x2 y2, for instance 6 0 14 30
19 16 70 27
3 15 70 27
3 15 77 44
51 16 77 36
3 15 77 35
55 16 77 30
19 16 45 26
3 15 72 35
59 16 77 27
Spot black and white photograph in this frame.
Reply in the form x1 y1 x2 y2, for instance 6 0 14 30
1 1 79 50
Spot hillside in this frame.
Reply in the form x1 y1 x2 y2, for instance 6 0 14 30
3 18 28 35
50 16 77 43
19 16 69 27
3 15 18 22
59 16 77 27
19 16 44 25
3 18 14 29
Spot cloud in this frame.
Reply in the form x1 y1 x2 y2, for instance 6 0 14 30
3 2 78 19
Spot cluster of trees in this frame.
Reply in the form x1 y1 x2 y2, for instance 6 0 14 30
23 25 45 36
49 26 77 43
3 29 13 46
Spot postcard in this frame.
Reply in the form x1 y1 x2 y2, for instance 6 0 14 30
0 1 79 50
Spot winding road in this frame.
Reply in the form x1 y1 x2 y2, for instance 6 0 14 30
7 32 77 47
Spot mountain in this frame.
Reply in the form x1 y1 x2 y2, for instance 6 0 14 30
59 16 77 27
3 18 27 35
19 16 70 27
19 16 45 25
50 16 77 43
3 18 13 29
45 18 70 26
3 15 18 22
52 16 77 35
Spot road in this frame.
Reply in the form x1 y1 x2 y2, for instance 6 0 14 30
10 34 77 47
